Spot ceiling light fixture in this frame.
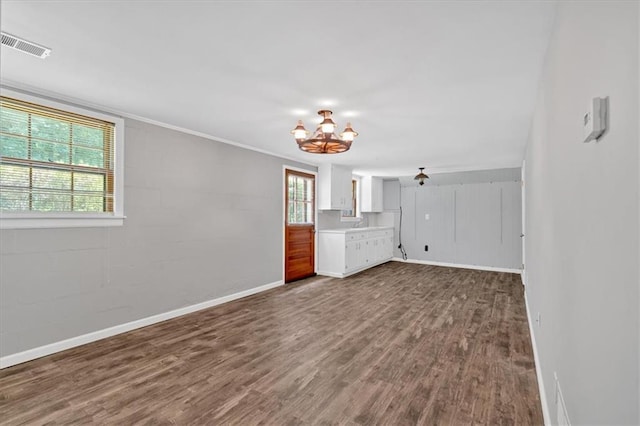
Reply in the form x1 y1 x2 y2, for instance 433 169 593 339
291 110 358 154
414 167 429 186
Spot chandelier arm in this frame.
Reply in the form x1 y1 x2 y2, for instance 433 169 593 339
293 109 357 154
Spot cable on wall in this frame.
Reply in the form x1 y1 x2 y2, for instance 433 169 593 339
398 186 408 260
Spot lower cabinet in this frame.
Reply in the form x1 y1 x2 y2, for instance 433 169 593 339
345 240 361 272
318 227 394 278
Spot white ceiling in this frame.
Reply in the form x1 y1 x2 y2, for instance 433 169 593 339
0 1 556 177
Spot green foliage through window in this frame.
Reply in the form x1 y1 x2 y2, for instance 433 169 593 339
0 96 115 213
287 173 313 224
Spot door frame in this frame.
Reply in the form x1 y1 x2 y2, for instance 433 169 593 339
282 165 318 283
521 159 526 286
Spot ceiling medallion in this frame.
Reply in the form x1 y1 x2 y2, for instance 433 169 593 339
414 167 429 186
291 110 358 154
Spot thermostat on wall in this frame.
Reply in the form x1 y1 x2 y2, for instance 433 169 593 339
583 97 608 143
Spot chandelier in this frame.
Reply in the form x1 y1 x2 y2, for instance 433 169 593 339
291 110 358 154
414 167 429 186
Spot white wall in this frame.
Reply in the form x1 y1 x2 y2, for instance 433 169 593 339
0 116 314 360
524 1 639 424
383 168 522 270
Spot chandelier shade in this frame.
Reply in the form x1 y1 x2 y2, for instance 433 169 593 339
291 110 358 154
414 167 429 186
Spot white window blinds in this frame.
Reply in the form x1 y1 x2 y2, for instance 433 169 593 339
0 96 116 213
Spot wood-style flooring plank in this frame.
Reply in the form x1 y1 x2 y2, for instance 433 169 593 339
0 262 542 425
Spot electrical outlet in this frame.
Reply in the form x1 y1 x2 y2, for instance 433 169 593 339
424 245 429 251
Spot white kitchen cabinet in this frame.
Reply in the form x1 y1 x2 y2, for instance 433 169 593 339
361 176 383 212
380 236 394 262
318 227 394 278
318 164 353 210
345 239 367 272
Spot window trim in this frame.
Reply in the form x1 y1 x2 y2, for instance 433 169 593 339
286 168 315 225
0 88 125 229
341 176 362 222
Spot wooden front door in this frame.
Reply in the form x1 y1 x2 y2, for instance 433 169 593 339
285 169 315 283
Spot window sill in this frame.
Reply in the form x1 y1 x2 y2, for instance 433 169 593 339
0 214 126 230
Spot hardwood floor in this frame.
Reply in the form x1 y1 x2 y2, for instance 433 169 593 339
0 262 542 425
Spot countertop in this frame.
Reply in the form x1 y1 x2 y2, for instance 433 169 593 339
318 226 393 234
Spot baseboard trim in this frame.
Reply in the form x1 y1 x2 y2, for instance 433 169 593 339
525 292 551 426
317 259 392 279
0 280 284 369
391 258 522 274
316 270 344 278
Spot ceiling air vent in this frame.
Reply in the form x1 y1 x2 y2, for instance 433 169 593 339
1 32 51 59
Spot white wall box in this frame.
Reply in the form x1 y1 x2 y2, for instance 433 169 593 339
318 164 353 210
318 227 394 278
361 176 384 212
583 97 608 143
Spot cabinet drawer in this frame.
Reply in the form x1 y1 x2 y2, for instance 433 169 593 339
373 229 393 238
347 232 368 241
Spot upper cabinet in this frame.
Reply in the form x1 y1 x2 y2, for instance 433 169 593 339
382 179 400 211
361 176 383 212
318 164 353 210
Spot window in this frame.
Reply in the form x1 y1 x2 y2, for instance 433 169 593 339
341 178 359 220
287 171 314 224
0 89 124 229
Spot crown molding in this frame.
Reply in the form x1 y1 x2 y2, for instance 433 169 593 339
0 80 318 168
